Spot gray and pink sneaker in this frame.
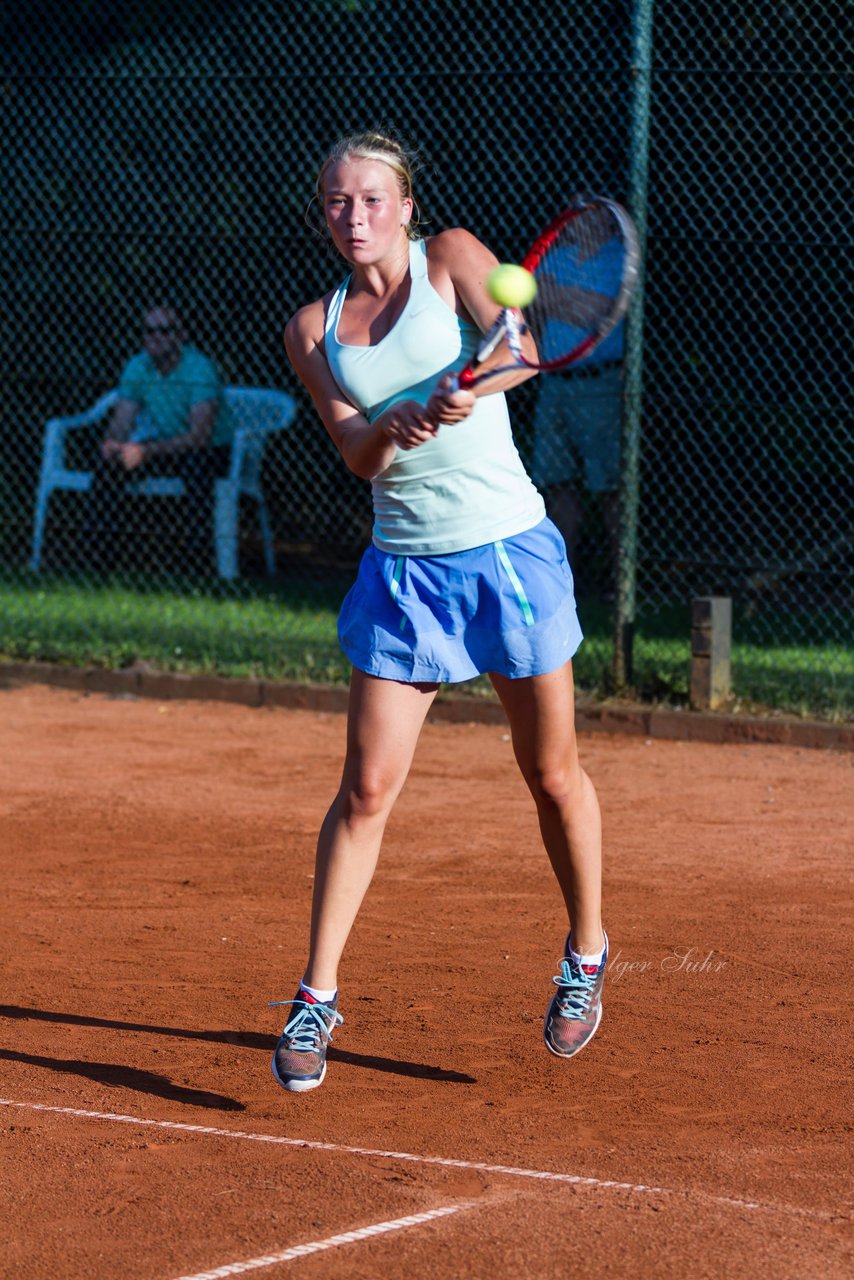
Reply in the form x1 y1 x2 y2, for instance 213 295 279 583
270 989 342 1092
544 932 608 1059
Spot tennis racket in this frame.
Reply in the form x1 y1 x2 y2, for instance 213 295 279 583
455 194 639 390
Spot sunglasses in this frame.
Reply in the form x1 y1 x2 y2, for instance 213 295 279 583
144 324 176 337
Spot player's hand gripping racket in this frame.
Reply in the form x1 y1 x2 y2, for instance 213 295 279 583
454 194 639 390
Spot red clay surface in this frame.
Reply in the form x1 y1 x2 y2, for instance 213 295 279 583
1 683 851 1279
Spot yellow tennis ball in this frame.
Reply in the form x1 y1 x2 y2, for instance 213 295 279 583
487 263 538 309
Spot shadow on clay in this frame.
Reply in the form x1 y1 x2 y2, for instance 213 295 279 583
0 1005 476 1085
0 1046 244 1110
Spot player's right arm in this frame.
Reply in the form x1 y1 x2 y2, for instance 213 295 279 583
285 300 436 479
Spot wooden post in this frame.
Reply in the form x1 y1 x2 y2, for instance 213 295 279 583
690 597 732 710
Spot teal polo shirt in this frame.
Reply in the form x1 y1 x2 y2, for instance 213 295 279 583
118 346 233 447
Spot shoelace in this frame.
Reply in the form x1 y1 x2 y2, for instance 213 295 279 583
268 998 343 1052
551 960 597 1019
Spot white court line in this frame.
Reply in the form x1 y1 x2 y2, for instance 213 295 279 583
0 1097 665 1195
0 1097 828 1222
170 1204 467 1280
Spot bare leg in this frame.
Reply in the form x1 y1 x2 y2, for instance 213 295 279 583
303 669 439 990
489 662 603 956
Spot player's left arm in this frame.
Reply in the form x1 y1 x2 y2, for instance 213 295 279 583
424 229 538 422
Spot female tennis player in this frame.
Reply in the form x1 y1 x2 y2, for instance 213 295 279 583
272 131 608 1092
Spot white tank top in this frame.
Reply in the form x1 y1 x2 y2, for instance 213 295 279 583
324 238 545 555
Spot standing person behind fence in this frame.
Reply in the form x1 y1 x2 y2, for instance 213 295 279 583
272 130 608 1094
531 326 624 598
82 305 233 573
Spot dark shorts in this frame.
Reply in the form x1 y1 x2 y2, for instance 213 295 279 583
531 366 622 492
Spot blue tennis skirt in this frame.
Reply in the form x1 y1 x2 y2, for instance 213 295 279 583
338 517 583 683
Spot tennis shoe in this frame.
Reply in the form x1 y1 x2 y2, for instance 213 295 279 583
270 989 342 1093
544 931 608 1059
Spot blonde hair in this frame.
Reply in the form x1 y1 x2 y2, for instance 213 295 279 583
309 130 423 241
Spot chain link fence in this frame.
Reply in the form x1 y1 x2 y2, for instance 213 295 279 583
1 1 850 716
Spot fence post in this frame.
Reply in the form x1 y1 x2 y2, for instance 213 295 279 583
613 0 655 691
690 597 732 709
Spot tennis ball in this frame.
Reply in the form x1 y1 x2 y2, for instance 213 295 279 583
487 263 538 309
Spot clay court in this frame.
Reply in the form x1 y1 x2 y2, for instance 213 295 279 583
1 682 851 1278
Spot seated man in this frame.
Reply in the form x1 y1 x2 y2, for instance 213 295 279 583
83 305 233 572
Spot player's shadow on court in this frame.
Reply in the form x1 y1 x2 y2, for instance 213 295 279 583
325 1046 475 1084
0 1047 244 1111
0 1005 476 1085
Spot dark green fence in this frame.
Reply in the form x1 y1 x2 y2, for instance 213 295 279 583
1 1 850 717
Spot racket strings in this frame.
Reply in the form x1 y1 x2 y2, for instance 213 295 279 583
526 205 628 367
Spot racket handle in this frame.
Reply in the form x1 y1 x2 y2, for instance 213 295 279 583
476 314 509 363
448 369 478 393
447 312 511 394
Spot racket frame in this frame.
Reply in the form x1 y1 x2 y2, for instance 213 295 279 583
457 194 639 390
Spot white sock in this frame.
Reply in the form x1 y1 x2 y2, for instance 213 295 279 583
300 980 337 1004
569 934 606 969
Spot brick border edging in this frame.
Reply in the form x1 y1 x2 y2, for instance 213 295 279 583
0 660 850 751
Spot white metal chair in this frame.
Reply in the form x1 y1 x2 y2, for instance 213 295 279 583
30 386 296 579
